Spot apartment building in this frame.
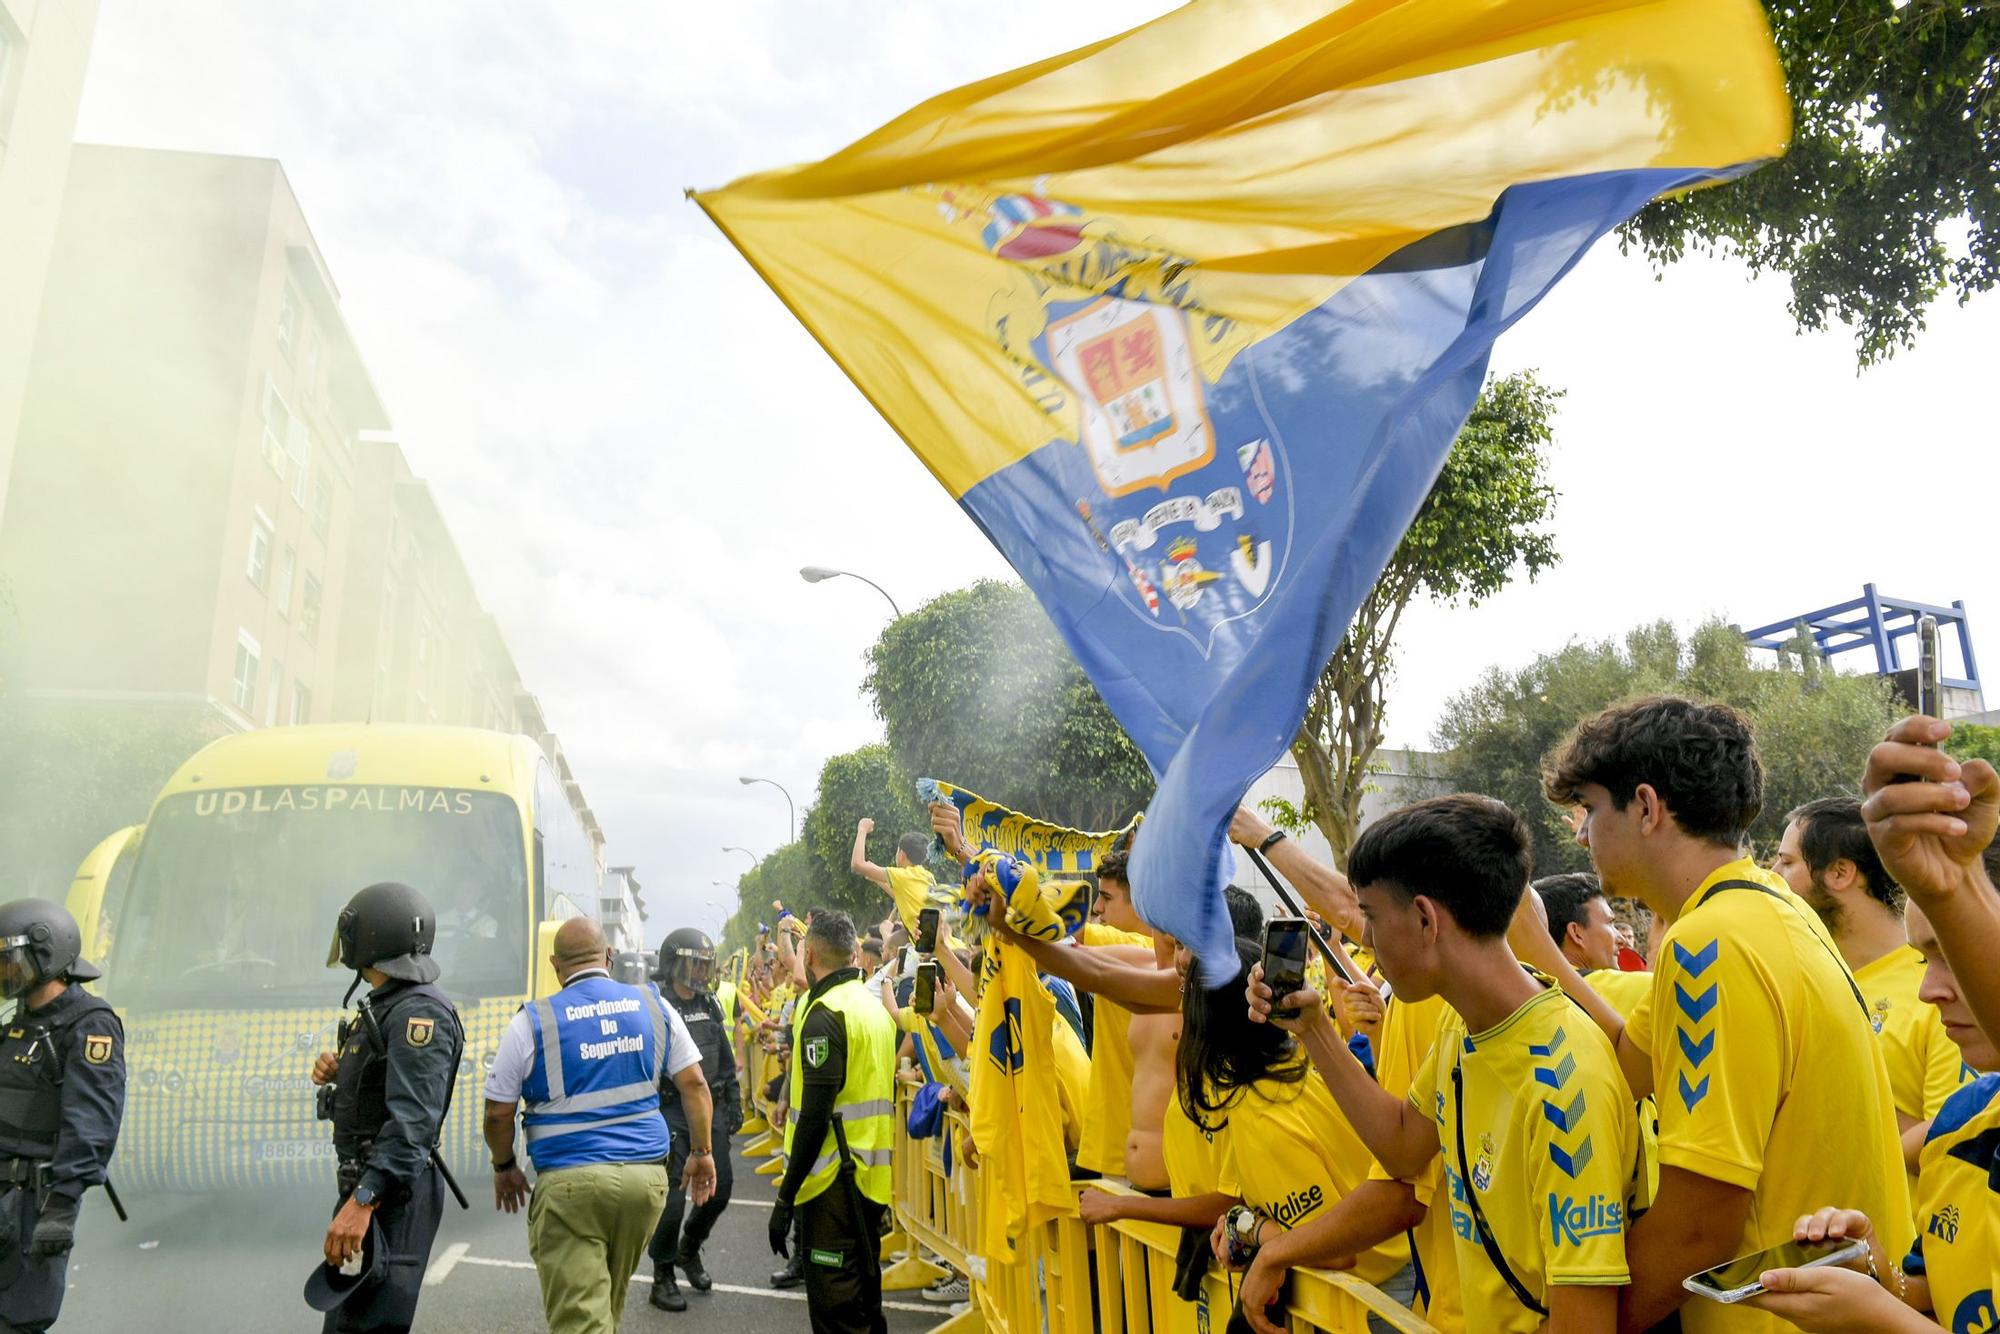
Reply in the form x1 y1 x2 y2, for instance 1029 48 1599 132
0 0 101 522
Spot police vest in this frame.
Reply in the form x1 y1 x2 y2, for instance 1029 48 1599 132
521 974 672 1172
782 977 897 1206
330 983 464 1161
660 990 729 1118
0 988 118 1159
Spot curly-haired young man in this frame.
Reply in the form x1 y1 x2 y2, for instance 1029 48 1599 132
1515 696 1912 1334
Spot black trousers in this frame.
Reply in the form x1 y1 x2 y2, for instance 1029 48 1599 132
647 1113 735 1267
799 1175 887 1334
0 1185 67 1333
322 1165 445 1334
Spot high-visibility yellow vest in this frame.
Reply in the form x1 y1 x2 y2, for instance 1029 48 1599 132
717 980 738 1032
783 975 896 1205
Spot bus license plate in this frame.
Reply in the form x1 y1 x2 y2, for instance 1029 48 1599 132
254 1139 338 1163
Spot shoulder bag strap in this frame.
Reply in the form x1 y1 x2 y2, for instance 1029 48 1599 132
1696 879 1870 1020
1452 1060 1548 1317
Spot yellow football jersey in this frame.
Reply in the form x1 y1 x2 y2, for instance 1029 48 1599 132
1855 944 1976 1124
1162 1093 1238 1197
1626 859 1914 1334
1905 1072 2000 1333
1221 1063 1410 1287
1370 990 1464 1334
1410 986 1636 1334
1583 967 1660 1214
883 865 951 937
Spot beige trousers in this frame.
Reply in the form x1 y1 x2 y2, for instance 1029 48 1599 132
526 1161 670 1334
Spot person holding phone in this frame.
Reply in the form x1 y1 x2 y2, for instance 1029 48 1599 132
1249 794 1638 1334
1739 882 2000 1333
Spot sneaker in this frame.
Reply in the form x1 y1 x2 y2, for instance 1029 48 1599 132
921 1274 970 1304
677 1246 712 1293
648 1269 688 1313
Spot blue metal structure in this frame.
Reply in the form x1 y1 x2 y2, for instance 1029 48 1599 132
1740 584 1981 697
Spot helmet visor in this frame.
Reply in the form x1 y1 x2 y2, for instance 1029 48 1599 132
0 941 39 1000
326 910 355 970
674 951 716 992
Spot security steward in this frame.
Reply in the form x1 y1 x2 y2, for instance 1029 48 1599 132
768 910 897 1334
0 898 123 1334
647 926 741 1312
308 882 465 1334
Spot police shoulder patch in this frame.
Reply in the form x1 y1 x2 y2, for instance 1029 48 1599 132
804 1036 829 1070
406 1016 435 1048
83 1033 114 1065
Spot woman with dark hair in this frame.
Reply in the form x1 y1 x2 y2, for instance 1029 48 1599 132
1184 939 1411 1332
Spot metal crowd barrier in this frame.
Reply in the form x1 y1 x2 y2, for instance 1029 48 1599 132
884 1085 1440 1334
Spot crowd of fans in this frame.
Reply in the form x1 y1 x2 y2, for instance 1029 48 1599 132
725 697 2000 1334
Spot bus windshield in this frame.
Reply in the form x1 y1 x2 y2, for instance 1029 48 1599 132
107 785 530 1010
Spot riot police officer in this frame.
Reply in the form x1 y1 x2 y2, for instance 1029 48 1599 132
647 926 741 1312
308 883 465 1334
767 910 897 1334
0 898 123 1333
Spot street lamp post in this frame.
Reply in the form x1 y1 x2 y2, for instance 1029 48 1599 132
722 845 757 868
800 566 902 619
738 776 796 843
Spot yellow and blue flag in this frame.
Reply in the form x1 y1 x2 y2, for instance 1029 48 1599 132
697 0 1788 977
918 777 1134 881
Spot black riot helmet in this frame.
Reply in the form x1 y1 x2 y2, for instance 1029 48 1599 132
0 898 100 1001
327 883 440 1000
654 926 716 994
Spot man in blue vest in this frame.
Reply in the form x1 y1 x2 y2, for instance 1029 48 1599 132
483 917 716 1334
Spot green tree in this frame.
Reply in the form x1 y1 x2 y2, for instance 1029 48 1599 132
1292 372 1563 867
863 580 1153 830
0 702 226 899
1945 721 2000 768
1623 0 1999 365
1433 619 1904 875
800 743 928 926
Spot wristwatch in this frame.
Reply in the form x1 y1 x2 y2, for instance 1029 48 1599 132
351 1184 380 1209
491 1156 518 1173
1224 1205 1264 1265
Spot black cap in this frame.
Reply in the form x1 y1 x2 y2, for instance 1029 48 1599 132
302 1214 386 1312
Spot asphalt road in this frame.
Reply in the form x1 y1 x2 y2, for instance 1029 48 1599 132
56 1138 948 1332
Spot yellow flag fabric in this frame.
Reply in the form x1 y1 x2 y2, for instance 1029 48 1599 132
697 0 1788 985
966 852 1082 1263
919 778 1136 880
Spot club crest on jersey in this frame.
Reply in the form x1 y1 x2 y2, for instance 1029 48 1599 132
1473 1133 1497 1193
405 1017 435 1048
83 1034 113 1065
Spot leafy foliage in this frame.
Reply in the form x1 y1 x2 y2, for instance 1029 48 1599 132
1432 619 1904 875
1945 721 2000 768
862 580 1153 830
801 743 927 923
1622 0 2000 365
1293 372 1563 865
0 702 228 901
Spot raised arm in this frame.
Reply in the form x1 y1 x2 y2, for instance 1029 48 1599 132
993 917 1179 1013
851 817 890 887
1507 887 1654 1099
1229 806 1364 943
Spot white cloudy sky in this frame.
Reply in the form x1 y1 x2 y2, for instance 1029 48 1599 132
73 2 2000 940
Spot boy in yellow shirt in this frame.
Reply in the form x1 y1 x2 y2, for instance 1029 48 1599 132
1520 696 1911 1333
1251 794 1637 1334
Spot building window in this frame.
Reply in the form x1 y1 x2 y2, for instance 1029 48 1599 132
275 545 296 617
246 510 273 589
277 284 299 354
291 681 311 725
300 574 323 644
264 662 284 727
232 631 261 713
260 377 293 478
287 420 311 505
311 468 333 539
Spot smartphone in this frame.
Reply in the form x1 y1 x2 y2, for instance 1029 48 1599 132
916 907 941 955
1917 614 1942 719
899 945 918 978
1262 917 1310 1021
913 960 939 1015
1682 1237 1868 1303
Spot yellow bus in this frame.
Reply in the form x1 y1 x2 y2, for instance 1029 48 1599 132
63 724 604 1191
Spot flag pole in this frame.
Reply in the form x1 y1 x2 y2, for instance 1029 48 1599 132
1243 846 1361 987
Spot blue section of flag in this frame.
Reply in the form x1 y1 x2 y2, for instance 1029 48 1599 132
962 167 1731 979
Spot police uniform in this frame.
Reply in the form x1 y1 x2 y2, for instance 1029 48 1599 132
315 882 465 1334
0 982 124 1333
772 966 897 1334
325 978 464 1334
647 979 740 1290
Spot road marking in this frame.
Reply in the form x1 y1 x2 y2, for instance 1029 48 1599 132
732 1197 775 1209
453 1253 936 1312
424 1241 470 1286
